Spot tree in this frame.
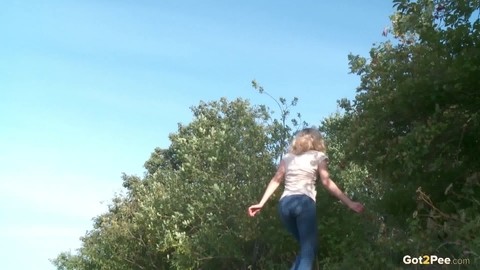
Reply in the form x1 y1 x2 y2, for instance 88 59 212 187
342 0 479 265
52 97 292 269
252 80 308 161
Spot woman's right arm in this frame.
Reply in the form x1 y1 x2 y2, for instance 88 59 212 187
318 160 364 213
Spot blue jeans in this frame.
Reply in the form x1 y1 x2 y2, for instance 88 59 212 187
278 194 317 270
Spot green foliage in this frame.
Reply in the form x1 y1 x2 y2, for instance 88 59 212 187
252 80 308 160
337 0 480 267
52 97 293 269
168 97 275 183
344 0 479 215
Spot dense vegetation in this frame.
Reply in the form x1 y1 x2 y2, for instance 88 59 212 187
53 0 479 269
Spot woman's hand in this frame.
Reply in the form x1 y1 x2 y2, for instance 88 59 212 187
247 204 263 217
348 201 365 213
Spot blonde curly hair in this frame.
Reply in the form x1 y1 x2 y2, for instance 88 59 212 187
288 128 326 155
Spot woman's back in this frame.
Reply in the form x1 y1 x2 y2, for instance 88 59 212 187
281 150 328 202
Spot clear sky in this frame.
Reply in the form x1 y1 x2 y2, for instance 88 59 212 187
1 1 394 269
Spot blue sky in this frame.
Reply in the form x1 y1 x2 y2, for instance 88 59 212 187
1 1 394 269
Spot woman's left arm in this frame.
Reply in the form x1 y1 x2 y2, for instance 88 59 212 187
256 160 286 206
247 161 286 217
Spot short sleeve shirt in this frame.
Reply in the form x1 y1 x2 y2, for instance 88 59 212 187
280 150 328 202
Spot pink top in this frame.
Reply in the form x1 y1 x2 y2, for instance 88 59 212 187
280 150 328 202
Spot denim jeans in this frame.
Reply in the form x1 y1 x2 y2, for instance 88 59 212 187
278 194 317 270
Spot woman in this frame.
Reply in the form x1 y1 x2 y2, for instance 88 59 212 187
247 128 364 270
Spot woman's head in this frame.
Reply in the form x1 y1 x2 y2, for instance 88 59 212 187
289 128 326 155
